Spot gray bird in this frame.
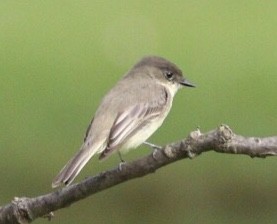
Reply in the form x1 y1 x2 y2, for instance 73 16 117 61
52 56 195 188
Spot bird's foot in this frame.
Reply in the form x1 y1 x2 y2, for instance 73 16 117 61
117 151 127 171
118 161 126 171
143 141 162 161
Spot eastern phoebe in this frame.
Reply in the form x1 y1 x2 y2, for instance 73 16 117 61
52 56 195 188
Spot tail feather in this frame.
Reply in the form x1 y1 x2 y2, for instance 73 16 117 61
52 144 101 188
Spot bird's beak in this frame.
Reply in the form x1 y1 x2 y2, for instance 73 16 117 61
179 78 196 88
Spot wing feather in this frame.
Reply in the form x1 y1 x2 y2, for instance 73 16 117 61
99 101 166 159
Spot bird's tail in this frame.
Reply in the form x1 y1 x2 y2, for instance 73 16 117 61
52 143 101 188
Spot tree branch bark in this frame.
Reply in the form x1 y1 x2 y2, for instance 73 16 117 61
0 125 276 223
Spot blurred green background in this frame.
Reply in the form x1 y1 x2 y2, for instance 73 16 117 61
0 1 276 223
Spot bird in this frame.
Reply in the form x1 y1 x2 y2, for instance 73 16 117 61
52 56 195 188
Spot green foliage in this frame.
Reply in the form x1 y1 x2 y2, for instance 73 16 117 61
0 1 276 223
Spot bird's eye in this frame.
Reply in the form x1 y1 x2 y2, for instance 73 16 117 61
165 71 174 80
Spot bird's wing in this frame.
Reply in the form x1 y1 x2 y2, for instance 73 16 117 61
99 95 168 160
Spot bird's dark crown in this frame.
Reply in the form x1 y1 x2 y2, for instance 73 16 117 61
133 56 182 76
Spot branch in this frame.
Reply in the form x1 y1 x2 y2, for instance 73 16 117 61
0 125 276 223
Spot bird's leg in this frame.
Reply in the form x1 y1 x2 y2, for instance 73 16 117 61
143 141 162 161
143 141 162 150
118 151 125 163
117 151 126 171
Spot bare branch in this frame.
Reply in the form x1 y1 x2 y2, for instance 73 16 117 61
0 125 276 223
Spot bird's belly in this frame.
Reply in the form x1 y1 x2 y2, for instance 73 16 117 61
119 116 166 154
